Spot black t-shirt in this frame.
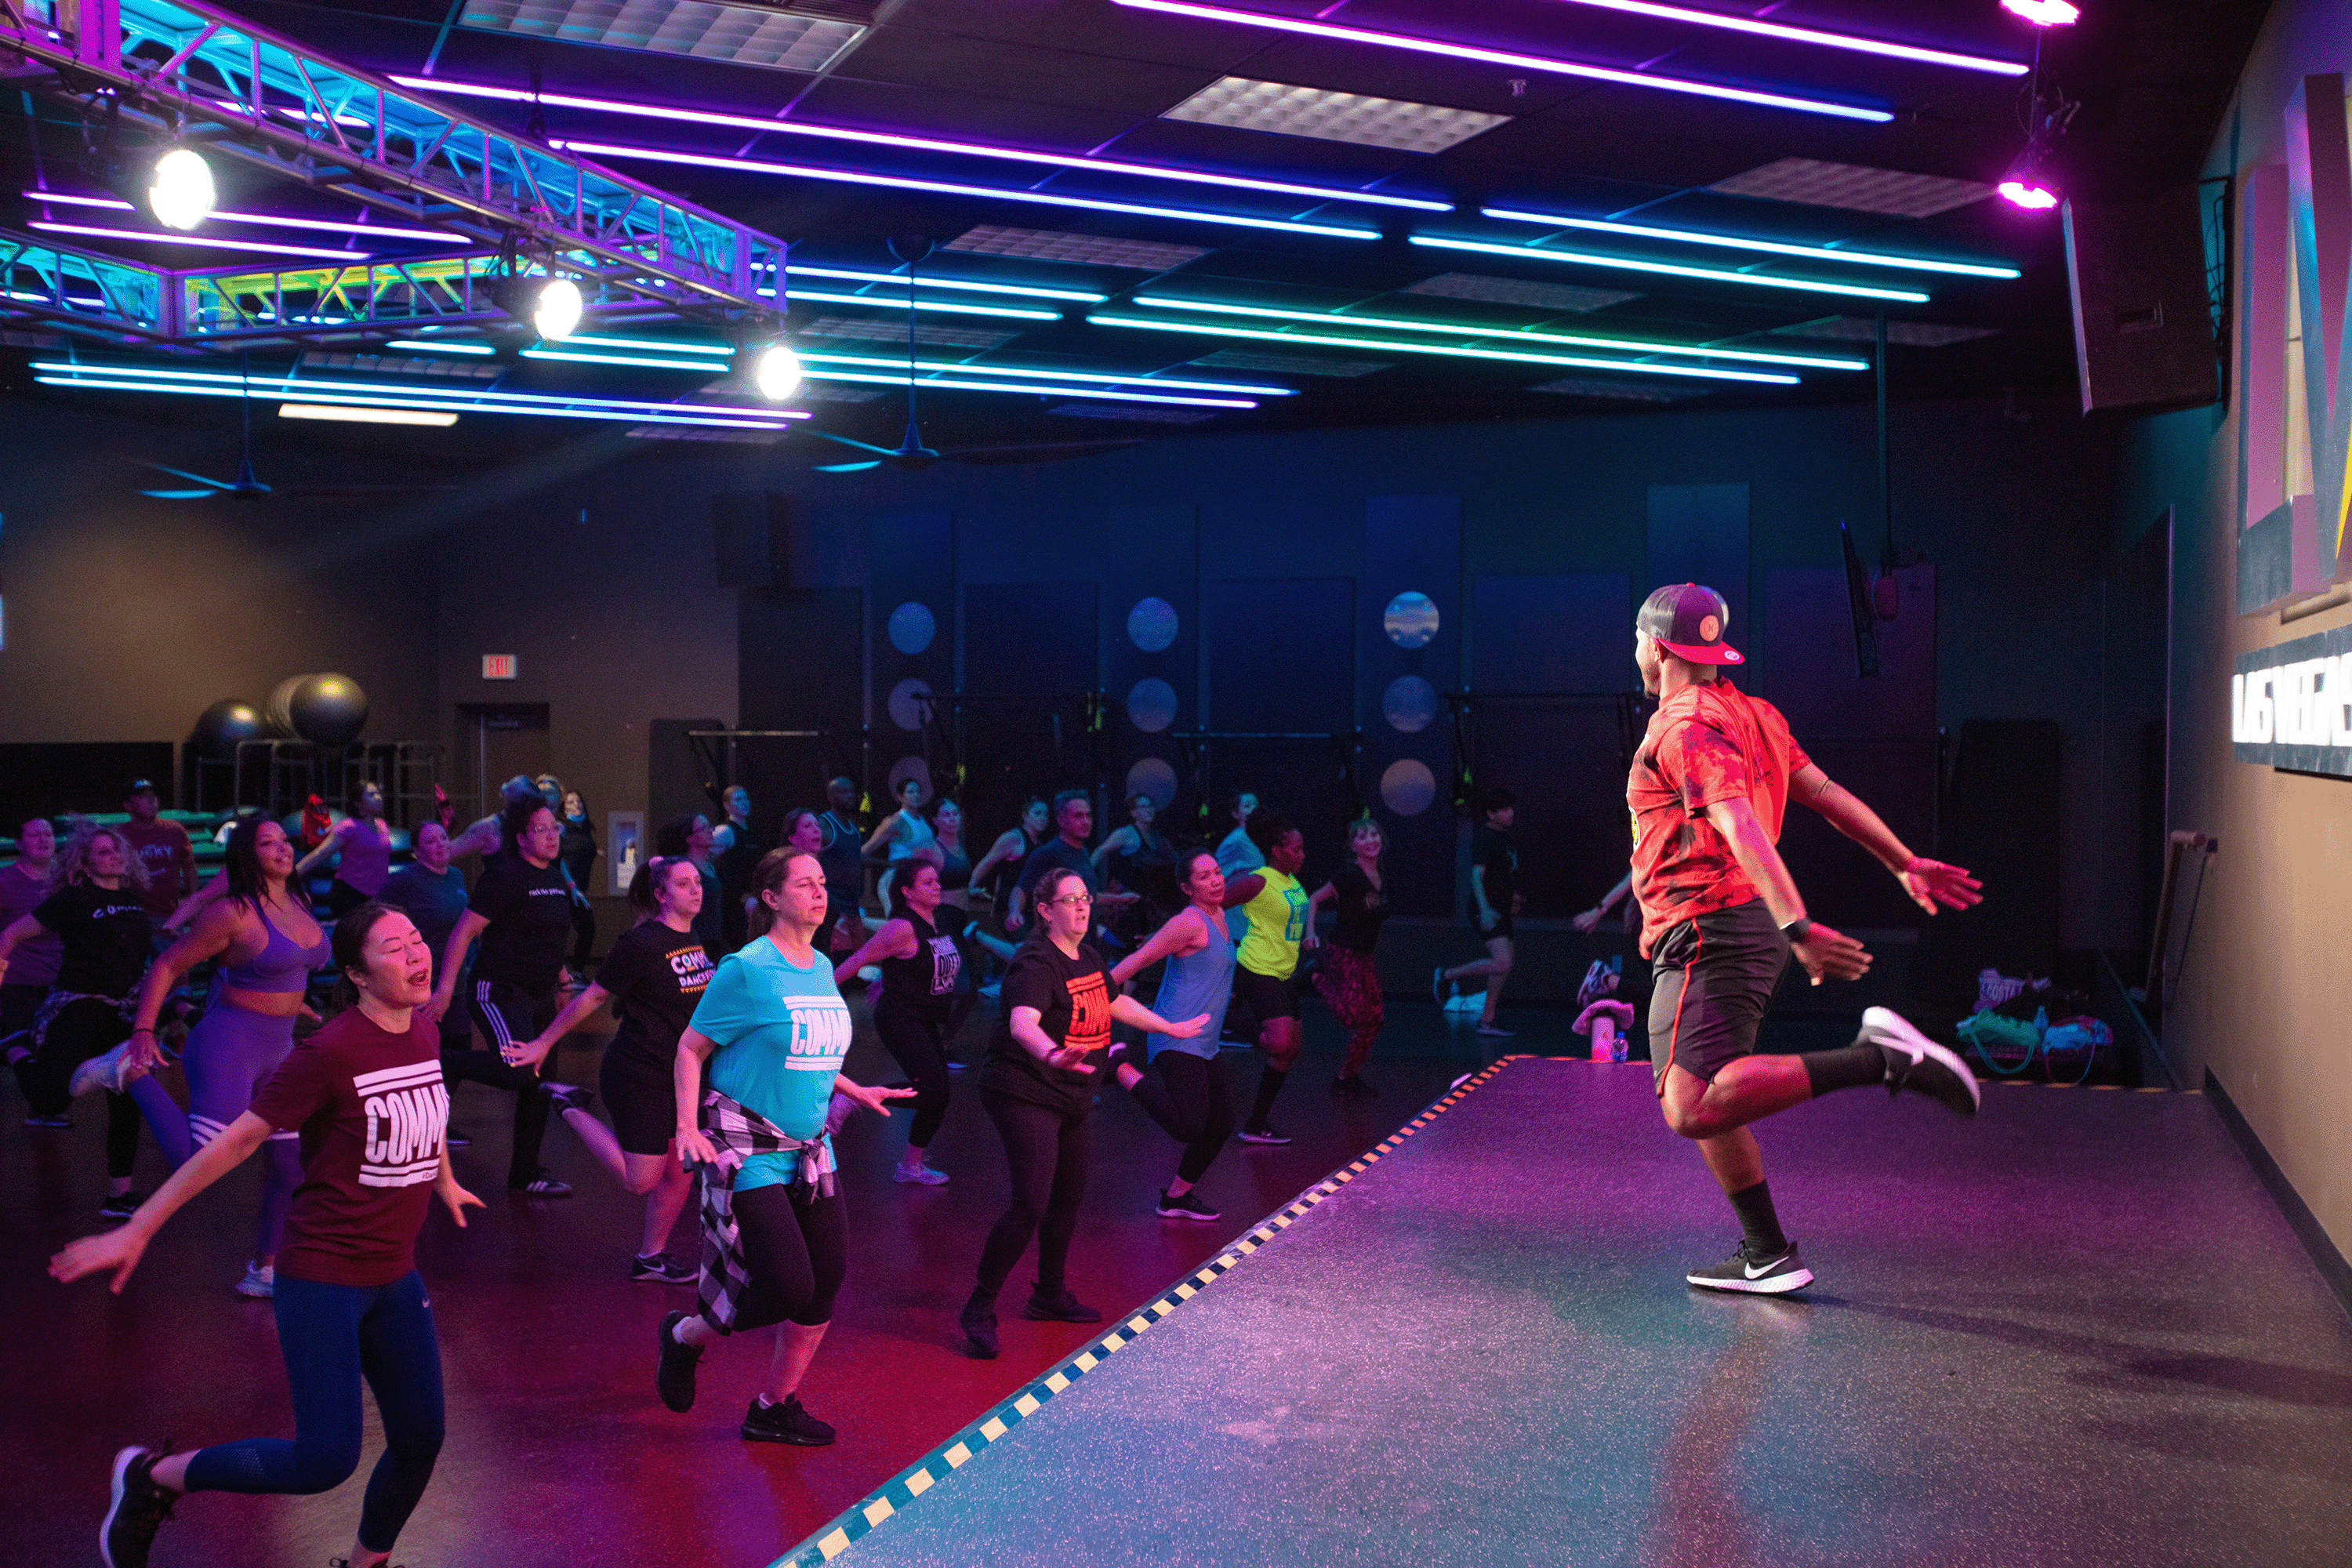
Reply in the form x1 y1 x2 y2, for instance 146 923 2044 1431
468 855 575 992
593 919 714 1071
33 883 153 996
559 816 597 887
877 909 962 1018
978 938 1112 1114
1327 863 1391 954
1014 838 1098 902
1471 825 1519 920
714 822 761 897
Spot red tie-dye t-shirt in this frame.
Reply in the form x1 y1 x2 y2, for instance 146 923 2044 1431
1626 681 1810 957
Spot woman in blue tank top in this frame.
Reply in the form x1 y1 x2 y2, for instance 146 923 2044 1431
1105 848 1240 1221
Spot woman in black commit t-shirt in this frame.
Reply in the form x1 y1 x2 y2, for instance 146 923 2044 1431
510 855 713 1281
837 860 965 1187
1307 816 1393 1098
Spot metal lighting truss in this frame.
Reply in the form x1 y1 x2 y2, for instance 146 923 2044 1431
0 0 788 342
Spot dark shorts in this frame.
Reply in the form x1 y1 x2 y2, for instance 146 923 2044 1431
600 1044 678 1156
1646 900 1790 1092
1472 911 1515 944
1231 965 1299 1028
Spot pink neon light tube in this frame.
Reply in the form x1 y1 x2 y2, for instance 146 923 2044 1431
1109 0 1893 122
1537 0 2027 75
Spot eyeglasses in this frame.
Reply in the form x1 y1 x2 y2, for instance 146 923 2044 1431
1044 893 1094 907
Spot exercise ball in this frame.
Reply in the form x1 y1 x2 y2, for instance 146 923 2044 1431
192 699 264 758
263 677 305 738
291 673 368 746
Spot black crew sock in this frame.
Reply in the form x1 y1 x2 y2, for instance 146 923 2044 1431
1801 1034 1887 1098
1726 1179 1789 1257
1248 1065 1289 1128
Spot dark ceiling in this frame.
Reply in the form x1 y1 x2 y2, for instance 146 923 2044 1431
0 0 2270 466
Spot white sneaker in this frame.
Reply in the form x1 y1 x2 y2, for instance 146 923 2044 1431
1859 1007 1981 1116
235 1264 275 1299
891 1164 949 1185
69 1041 136 1098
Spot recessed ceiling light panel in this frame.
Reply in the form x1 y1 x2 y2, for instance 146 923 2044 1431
1526 376 1710 401
1051 403 1221 423
1189 347 1392 377
1708 158 1994 218
946 227 1208 270
456 0 867 73
1400 272 1640 312
1769 317 2000 347
799 316 1018 350
1163 76 1508 154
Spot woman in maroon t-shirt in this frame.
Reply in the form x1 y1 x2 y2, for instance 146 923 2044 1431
52 902 483 1568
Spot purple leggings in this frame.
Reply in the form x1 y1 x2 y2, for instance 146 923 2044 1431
130 997 303 1262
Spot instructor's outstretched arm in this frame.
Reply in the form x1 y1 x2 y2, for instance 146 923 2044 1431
1704 795 1870 987
1791 764 1983 916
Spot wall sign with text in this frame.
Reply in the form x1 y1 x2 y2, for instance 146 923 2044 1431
2233 623 2352 775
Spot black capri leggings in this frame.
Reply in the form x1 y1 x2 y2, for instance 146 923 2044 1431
975 1087 1091 1296
728 1185 848 1332
874 997 952 1149
1125 1050 1236 1185
25 998 142 1179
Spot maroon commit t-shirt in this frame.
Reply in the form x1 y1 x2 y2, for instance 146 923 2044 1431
117 818 195 920
249 1007 448 1288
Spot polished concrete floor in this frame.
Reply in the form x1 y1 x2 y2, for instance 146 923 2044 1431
13 1000 2350 1567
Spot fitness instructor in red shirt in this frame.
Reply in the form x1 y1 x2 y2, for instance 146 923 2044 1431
1628 583 1984 1294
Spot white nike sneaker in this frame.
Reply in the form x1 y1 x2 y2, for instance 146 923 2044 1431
1860 1006 1982 1116
69 1041 136 1098
1687 1240 1813 1294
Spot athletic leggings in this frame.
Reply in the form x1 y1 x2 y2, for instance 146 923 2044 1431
1127 1051 1236 1185
726 1185 849 1332
873 997 952 1149
181 999 304 1261
975 1087 1091 1296
23 999 146 1179
447 980 557 1186
1312 945 1385 1079
183 1269 444 1555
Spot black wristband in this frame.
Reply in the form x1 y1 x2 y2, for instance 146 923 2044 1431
1780 917 1813 945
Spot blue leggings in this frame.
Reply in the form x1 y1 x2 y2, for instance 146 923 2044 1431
182 1270 445 1554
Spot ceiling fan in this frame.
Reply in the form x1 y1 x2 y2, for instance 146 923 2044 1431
140 355 458 502
808 235 1143 474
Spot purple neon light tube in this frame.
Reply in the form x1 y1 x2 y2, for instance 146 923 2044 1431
391 75 1448 212
29 221 371 262
1109 0 1893 122
1535 0 2027 75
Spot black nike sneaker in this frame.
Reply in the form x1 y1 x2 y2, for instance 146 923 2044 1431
1860 1007 1981 1116
100 1446 176 1568
1686 1240 1814 1295
742 1392 836 1446
655 1309 702 1412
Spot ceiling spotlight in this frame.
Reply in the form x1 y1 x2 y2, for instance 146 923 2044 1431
147 147 215 231
751 339 804 401
532 277 583 340
1997 180 2060 210
2001 0 2079 25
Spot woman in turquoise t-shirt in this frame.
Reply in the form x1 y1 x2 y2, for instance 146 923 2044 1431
654 849 910 1447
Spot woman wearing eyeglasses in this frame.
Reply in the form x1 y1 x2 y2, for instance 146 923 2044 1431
957 866 1208 1359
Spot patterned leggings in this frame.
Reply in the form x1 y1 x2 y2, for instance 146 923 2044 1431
1312 945 1385 1079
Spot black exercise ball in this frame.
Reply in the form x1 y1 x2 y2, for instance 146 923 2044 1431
192 699 264 758
287 673 368 746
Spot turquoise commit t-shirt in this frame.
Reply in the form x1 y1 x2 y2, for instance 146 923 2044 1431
688 936 855 1192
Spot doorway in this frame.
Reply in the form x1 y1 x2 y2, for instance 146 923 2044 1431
456 704 550 820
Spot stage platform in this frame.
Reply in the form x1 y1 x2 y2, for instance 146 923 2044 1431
775 1057 2352 1568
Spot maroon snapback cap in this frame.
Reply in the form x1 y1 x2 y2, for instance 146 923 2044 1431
1637 583 1743 666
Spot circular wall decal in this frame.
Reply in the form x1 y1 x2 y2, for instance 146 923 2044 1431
887 755 932 804
1382 674 1440 734
1126 677 1178 734
1125 757 1178 808
887 601 936 655
1379 758 1437 815
1127 597 1179 652
1383 591 1440 649
887 677 935 732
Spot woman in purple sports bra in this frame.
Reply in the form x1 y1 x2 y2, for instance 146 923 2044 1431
114 816 332 1298
295 782 394 918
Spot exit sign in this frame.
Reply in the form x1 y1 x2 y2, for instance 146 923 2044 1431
482 654 518 681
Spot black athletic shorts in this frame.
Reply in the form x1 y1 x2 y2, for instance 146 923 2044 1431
1471 909 1515 943
1646 899 1790 1093
600 1043 679 1156
1231 965 1299 1028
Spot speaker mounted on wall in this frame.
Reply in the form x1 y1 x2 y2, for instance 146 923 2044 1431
713 492 789 590
2063 187 2222 415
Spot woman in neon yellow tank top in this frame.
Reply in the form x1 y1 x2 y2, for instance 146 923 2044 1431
1221 811 1312 1144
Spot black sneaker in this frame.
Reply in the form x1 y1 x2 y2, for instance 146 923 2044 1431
443 1128 472 1147
509 1168 572 1196
1432 966 1451 1006
1156 1187 1221 1221
960 1293 1000 1359
1686 1240 1813 1295
1023 1283 1102 1323
1330 1074 1378 1098
24 1112 72 1129
541 1083 594 1114
1860 1007 1981 1116
742 1392 837 1446
100 1445 175 1568
655 1309 702 1412
630 1253 697 1284
1236 1123 1291 1145
99 1191 150 1223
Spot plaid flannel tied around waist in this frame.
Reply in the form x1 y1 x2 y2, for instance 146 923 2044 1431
695 1088 837 1334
